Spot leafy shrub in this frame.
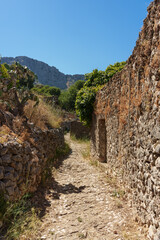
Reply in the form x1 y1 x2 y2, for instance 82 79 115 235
84 69 106 87
105 61 126 79
75 87 98 125
75 62 126 126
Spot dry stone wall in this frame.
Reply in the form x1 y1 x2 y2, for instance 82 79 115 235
70 120 90 139
91 1 160 239
0 125 64 201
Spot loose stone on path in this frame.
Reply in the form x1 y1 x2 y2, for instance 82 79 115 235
38 134 147 240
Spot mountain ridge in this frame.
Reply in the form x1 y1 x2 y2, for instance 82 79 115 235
1 56 85 89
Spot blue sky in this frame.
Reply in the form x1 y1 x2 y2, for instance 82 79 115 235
1 0 151 74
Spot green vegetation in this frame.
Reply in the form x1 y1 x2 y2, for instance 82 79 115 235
32 84 61 97
59 80 85 111
75 62 126 126
55 142 71 158
75 86 99 126
3 62 37 90
0 62 38 115
0 193 41 240
77 216 83 222
78 233 86 239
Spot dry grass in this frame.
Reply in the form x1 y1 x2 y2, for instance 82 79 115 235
24 99 63 129
0 125 11 143
70 134 90 144
70 134 91 159
81 144 90 159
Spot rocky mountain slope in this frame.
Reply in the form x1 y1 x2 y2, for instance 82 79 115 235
1 56 85 89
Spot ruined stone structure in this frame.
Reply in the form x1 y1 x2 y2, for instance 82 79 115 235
70 120 90 139
0 121 64 201
91 1 160 239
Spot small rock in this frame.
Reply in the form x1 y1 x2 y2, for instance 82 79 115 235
0 167 4 180
4 172 15 181
6 186 15 196
12 155 23 162
5 166 14 173
155 157 160 168
151 127 160 140
154 144 160 154
4 179 16 187
41 235 47 239
1 154 11 163
0 181 5 191
0 147 8 156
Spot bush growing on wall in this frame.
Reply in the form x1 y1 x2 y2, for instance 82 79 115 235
75 62 126 126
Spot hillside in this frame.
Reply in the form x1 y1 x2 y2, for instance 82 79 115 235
1 56 85 89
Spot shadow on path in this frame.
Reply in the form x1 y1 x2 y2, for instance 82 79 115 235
30 149 86 219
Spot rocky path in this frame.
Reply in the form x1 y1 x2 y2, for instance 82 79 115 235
37 134 147 240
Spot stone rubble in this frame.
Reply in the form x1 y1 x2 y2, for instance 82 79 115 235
36 134 148 240
0 124 64 201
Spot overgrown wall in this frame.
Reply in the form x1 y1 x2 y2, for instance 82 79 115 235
91 1 160 239
0 123 64 201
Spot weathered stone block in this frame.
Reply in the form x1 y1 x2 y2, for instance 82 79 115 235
151 127 160 140
155 157 160 168
4 179 16 187
5 166 15 173
1 154 11 163
6 186 15 196
4 172 15 181
0 147 8 156
0 166 4 180
12 155 23 162
0 181 5 191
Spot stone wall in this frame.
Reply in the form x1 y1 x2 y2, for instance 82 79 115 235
0 124 64 201
91 1 160 239
70 120 90 139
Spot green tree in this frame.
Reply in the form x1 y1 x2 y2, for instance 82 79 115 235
59 80 85 111
32 84 61 97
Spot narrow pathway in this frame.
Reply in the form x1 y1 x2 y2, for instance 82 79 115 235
38 134 147 240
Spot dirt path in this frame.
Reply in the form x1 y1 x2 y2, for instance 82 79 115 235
37 134 147 240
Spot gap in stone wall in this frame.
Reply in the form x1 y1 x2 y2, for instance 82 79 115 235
98 119 107 163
